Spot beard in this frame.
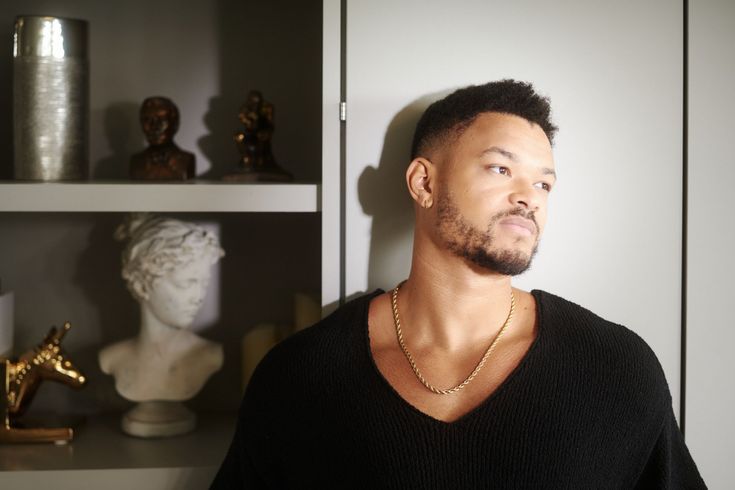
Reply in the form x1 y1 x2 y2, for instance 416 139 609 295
435 193 539 276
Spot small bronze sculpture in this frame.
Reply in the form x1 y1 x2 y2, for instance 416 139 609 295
130 97 196 180
1 322 86 443
224 90 293 182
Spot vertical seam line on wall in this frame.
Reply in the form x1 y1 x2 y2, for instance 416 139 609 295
339 0 347 306
680 0 689 438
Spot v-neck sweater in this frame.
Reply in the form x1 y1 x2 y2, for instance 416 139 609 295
211 289 706 489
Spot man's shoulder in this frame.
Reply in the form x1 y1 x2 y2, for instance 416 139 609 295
248 290 381 387
535 290 658 354
534 289 671 401
280 289 380 350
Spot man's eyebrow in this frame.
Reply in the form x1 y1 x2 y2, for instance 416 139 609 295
542 167 557 179
481 146 517 161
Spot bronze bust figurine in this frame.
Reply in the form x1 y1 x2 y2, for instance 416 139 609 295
224 90 292 182
130 97 195 180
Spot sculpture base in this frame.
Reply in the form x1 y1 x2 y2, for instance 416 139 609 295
0 424 73 444
122 401 196 438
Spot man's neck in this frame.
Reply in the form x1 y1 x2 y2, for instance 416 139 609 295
398 244 515 353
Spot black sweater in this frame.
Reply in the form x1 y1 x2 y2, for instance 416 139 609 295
212 290 706 489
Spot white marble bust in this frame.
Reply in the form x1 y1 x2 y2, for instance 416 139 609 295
99 213 225 437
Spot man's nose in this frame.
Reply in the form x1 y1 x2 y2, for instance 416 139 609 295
509 180 540 211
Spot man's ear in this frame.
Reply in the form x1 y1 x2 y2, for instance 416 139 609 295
406 157 435 209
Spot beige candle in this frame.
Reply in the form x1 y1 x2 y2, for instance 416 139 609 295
293 292 321 332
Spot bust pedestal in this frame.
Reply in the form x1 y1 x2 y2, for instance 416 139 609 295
122 401 196 438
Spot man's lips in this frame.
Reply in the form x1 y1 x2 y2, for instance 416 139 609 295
498 216 536 236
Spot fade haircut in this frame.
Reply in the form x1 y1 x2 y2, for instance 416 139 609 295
410 79 557 160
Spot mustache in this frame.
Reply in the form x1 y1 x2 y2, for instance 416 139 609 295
490 208 538 231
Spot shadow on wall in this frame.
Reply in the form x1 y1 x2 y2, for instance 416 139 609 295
16 213 138 417
198 0 322 180
69 214 138 414
93 102 143 179
199 95 235 179
357 90 453 293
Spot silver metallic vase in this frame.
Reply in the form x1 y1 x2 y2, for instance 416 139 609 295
13 16 89 180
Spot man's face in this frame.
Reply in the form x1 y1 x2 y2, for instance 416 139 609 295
431 112 556 275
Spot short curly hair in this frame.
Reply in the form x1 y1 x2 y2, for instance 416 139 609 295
411 79 557 160
114 213 224 302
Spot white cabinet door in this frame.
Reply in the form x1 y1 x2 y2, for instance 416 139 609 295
686 0 735 487
344 0 683 412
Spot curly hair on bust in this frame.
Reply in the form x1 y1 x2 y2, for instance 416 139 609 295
114 213 224 302
410 79 558 160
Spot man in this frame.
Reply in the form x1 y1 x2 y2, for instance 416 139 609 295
212 80 706 489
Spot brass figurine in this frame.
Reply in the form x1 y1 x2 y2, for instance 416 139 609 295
130 96 196 180
224 90 293 182
0 322 86 444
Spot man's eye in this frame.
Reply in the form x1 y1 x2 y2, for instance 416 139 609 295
489 165 510 176
534 182 552 192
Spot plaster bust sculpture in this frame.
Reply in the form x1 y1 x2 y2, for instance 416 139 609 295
129 96 196 180
99 213 225 437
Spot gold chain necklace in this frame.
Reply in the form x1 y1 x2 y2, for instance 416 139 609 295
391 282 515 395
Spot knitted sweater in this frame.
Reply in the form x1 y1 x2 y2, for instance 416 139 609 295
211 289 706 489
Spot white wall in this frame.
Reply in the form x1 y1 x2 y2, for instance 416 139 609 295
345 0 684 414
686 0 735 487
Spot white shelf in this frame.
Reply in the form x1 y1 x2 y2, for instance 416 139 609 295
0 181 320 213
0 413 235 489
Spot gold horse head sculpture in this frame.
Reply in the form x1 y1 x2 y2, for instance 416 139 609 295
2 322 86 443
